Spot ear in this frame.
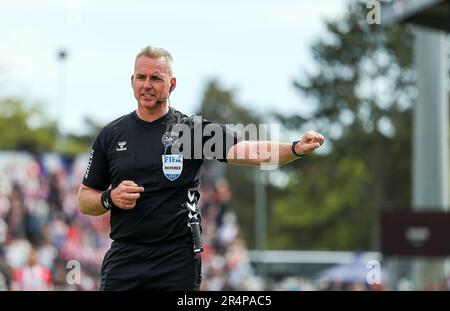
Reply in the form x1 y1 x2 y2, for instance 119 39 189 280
169 77 177 93
130 75 134 86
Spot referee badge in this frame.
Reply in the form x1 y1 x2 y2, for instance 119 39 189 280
162 154 183 181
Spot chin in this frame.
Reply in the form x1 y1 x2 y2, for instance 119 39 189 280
139 100 158 110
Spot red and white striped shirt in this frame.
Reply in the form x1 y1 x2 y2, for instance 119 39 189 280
12 265 53 291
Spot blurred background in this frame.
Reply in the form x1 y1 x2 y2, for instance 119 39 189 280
1 0 450 291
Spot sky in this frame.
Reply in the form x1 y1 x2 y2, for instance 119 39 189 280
0 0 350 135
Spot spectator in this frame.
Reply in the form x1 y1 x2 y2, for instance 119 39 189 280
11 248 53 291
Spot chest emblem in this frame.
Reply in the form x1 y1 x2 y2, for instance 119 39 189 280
161 131 179 147
162 154 183 181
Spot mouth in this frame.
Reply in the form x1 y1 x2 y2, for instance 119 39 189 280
140 93 156 102
141 92 155 98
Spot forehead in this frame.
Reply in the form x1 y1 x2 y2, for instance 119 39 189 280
134 56 170 75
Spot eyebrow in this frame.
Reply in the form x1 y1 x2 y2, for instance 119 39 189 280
135 73 164 78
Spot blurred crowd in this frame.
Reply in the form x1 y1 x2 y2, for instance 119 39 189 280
198 178 257 291
0 151 259 291
0 152 110 290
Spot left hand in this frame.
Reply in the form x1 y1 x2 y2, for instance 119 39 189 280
295 130 325 156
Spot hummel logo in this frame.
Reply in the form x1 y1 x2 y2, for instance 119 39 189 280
188 190 195 203
103 199 112 209
188 211 198 220
186 190 199 228
116 141 127 151
187 202 196 212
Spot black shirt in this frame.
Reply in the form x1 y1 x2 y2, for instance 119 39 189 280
82 107 241 245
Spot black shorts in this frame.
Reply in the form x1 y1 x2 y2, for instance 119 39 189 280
100 238 202 291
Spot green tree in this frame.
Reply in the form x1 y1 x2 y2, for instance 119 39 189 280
197 79 261 125
63 116 105 155
0 97 94 156
271 155 372 250
0 98 58 153
271 0 415 250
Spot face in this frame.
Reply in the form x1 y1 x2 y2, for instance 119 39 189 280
28 249 38 266
131 56 176 112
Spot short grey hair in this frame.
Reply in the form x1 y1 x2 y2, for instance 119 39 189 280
135 46 174 76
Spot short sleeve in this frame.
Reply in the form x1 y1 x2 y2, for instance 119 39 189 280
201 119 243 163
82 131 111 191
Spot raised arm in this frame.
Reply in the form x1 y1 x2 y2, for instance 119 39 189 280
226 130 324 166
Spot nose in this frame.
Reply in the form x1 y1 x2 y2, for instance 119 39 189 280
143 77 152 89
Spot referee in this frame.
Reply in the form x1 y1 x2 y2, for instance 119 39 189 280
77 46 324 290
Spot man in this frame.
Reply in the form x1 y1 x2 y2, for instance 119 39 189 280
77 46 324 291
11 248 53 291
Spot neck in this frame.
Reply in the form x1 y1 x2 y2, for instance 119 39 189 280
136 104 169 122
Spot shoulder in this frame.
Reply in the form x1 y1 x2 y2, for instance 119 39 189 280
104 113 133 131
169 107 189 123
101 112 133 133
171 108 211 128
95 112 133 144
167 108 197 130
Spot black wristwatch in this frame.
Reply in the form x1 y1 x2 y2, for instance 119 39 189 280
291 141 303 157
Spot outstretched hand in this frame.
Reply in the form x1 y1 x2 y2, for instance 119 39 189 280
295 130 325 156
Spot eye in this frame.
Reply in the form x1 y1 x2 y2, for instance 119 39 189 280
151 76 163 81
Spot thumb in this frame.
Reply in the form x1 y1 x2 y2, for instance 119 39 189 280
132 186 145 193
